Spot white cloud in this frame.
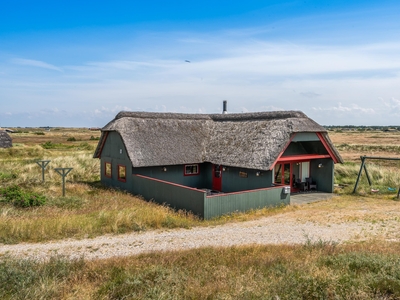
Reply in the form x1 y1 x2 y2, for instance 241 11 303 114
3 28 400 126
312 103 375 114
11 58 63 72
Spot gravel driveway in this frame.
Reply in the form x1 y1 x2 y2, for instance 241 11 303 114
0 214 380 261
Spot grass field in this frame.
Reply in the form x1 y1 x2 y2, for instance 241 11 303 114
1 128 400 299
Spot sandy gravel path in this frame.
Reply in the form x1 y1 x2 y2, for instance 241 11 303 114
0 215 380 261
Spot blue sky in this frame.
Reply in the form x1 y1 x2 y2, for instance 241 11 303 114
1 0 400 127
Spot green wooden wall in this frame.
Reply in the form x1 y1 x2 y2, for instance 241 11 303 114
133 164 207 189
99 132 133 191
221 166 273 192
132 175 206 217
204 186 290 219
132 174 289 219
310 158 334 193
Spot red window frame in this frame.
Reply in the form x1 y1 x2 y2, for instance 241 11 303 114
118 164 127 182
184 164 200 176
104 162 112 178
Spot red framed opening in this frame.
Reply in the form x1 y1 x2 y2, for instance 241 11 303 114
118 164 126 182
212 164 222 191
184 164 200 176
274 161 311 192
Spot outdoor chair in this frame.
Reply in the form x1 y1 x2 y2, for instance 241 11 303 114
306 177 317 190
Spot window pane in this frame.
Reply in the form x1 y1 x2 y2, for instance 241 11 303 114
118 165 126 180
185 164 199 175
105 162 112 177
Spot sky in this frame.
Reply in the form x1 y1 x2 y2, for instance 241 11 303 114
1 0 400 127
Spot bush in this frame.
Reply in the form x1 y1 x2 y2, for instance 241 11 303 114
0 185 46 207
77 142 93 151
41 141 56 149
0 172 17 182
34 132 45 135
67 137 76 142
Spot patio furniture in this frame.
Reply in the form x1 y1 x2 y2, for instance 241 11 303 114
306 177 317 190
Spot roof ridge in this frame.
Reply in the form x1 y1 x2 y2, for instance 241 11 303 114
115 110 308 121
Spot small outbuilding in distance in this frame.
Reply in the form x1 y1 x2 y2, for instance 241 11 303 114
0 130 12 148
94 107 342 219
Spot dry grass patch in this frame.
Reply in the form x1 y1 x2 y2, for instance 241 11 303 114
3 242 400 299
286 194 400 224
329 131 400 162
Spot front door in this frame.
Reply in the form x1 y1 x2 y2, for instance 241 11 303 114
212 164 222 191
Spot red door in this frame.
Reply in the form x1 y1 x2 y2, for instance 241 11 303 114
212 164 222 191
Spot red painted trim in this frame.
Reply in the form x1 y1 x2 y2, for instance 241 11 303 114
183 164 200 176
316 133 339 163
277 154 331 163
133 174 289 198
206 184 289 198
269 133 296 170
95 131 109 158
104 161 112 178
117 164 127 182
134 174 206 193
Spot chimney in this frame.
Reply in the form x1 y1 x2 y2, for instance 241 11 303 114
222 100 228 114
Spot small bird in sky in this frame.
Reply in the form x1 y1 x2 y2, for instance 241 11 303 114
185 60 191 63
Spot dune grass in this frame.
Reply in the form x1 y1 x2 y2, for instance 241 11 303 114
335 161 400 195
2 129 400 299
2 241 400 299
1 129 400 244
0 148 292 244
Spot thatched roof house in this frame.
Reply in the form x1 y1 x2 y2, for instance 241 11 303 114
94 110 342 170
0 131 12 148
94 110 342 219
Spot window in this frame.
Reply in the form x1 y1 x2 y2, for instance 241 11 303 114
239 171 248 178
105 162 112 178
184 164 199 176
118 165 126 182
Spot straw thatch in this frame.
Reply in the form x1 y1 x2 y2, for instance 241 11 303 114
0 131 12 148
94 111 342 171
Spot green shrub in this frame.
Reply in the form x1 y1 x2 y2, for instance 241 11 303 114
90 135 100 140
67 137 76 142
77 142 93 151
34 131 45 135
41 141 56 149
0 185 46 207
0 172 17 182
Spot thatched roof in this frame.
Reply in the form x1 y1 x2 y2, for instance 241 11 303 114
0 131 12 148
94 111 342 171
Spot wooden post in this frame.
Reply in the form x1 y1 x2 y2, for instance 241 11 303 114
54 168 73 196
364 164 372 187
353 156 366 193
36 160 51 182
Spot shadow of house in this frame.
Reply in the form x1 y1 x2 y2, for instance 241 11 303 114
0 131 12 148
94 111 343 219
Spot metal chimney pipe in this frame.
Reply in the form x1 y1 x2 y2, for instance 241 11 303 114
222 100 227 114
